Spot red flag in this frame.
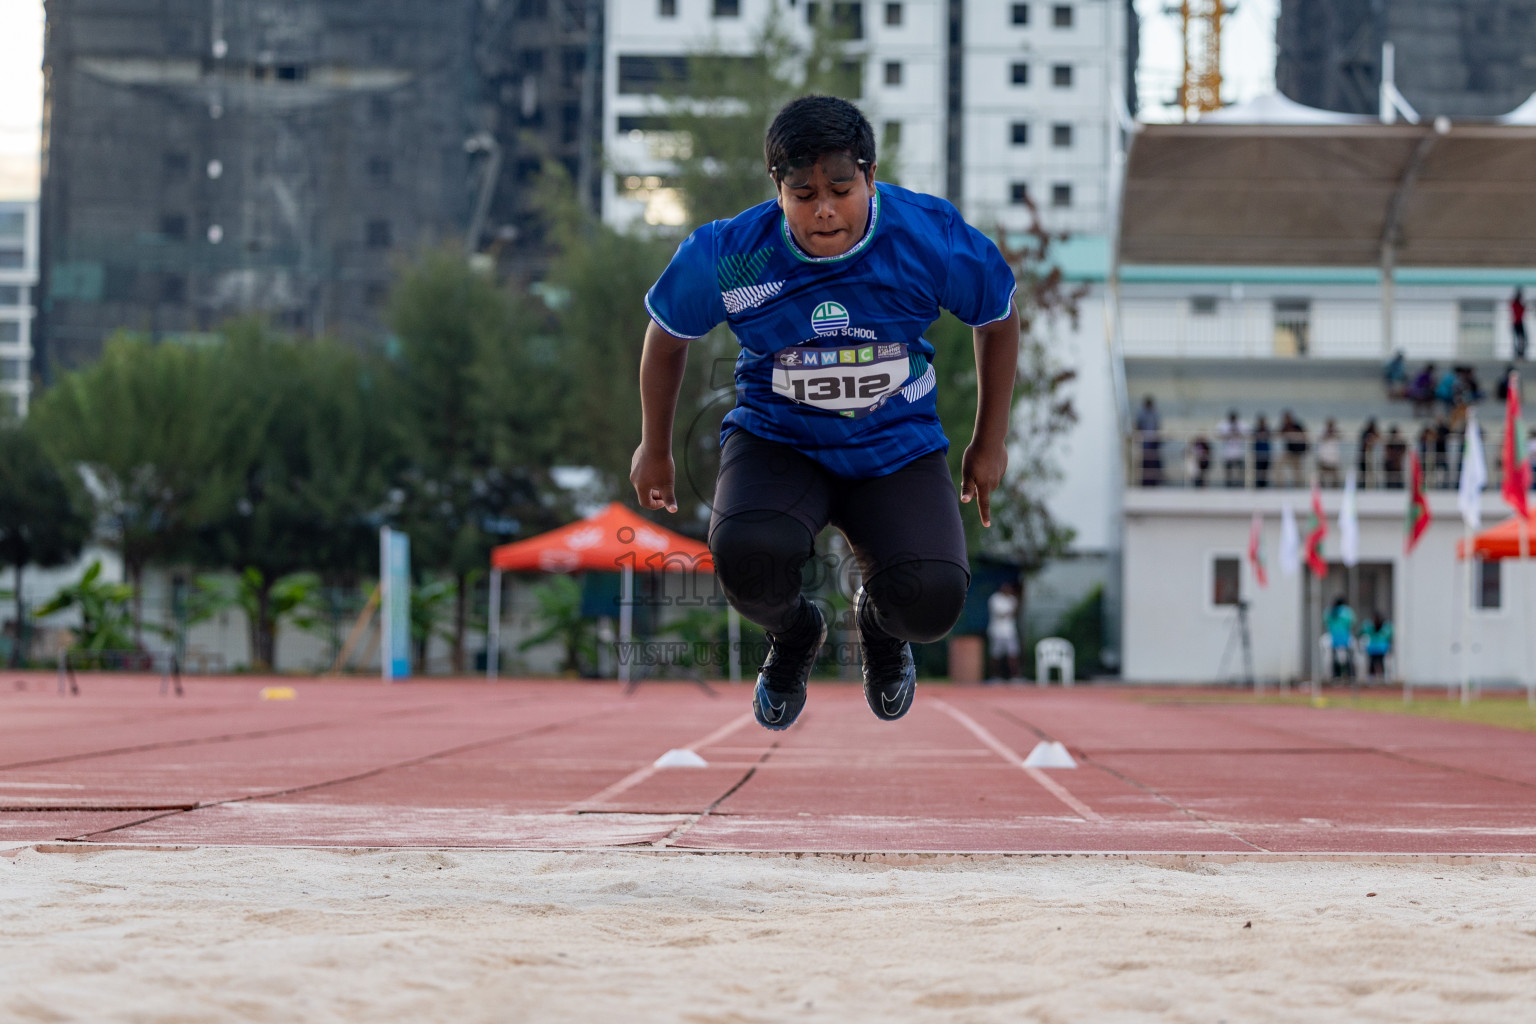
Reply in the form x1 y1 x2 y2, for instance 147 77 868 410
1406 451 1433 554
1248 511 1268 588
1304 484 1328 578
1503 371 1530 518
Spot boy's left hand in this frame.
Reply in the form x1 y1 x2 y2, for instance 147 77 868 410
960 440 1007 528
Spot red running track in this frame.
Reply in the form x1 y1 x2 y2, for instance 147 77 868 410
3 675 1535 855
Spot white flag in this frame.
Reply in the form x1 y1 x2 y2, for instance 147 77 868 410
1279 500 1301 577
1458 415 1488 528
1339 470 1360 567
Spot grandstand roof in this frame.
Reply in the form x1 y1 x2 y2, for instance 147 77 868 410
1120 121 1536 268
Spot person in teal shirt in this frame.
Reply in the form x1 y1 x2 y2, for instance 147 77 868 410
1361 611 1394 679
1324 596 1356 679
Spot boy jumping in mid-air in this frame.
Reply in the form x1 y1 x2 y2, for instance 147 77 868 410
631 95 1019 729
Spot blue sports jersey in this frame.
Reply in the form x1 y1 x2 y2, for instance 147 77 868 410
645 182 1016 479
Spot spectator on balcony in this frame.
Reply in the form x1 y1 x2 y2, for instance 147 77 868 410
1383 350 1407 398
1279 411 1308 487
1218 410 1246 488
1435 367 1459 413
1317 418 1343 488
1253 415 1273 489
1136 395 1161 486
1513 287 1527 360
1433 417 1453 488
1362 610 1393 679
1417 423 1437 487
1498 364 1516 404
1185 435 1212 487
1357 418 1380 487
1407 363 1436 416
1383 425 1407 489
1461 365 1484 404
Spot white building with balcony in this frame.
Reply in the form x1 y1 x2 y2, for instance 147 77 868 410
601 0 1132 234
1109 111 1536 687
0 199 37 418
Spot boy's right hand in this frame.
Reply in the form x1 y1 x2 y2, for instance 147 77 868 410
630 445 678 513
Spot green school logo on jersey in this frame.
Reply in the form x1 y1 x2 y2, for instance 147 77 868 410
811 300 850 336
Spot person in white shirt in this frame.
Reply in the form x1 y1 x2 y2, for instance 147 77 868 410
987 582 1021 681
1317 417 1342 488
1218 410 1247 488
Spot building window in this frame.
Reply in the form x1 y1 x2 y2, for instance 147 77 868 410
1 357 26 381
365 282 390 308
366 219 392 249
1011 62 1029 85
885 2 902 26
0 285 22 306
1190 296 1218 316
0 392 19 417
0 249 22 269
1010 122 1029 145
1052 123 1072 147
160 213 187 241
807 2 865 38
1273 299 1311 357
160 274 186 304
659 0 677 15
1212 556 1241 606
884 61 902 86
162 151 190 182
1477 558 1502 609
1009 182 1029 205
369 95 391 124
367 156 392 186
1458 298 1496 358
882 120 902 149
1051 183 1072 207
1053 64 1072 87
0 320 19 343
1053 4 1073 27
1011 3 1029 25
713 0 740 16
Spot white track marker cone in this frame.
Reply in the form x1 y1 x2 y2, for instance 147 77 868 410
1022 741 1077 769
653 748 708 768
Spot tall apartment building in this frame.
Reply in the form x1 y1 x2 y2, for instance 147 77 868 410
0 200 39 418
1277 0 1536 118
38 0 478 373
603 0 1136 236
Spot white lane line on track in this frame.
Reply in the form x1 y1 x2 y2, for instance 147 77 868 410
565 713 756 811
932 700 1105 823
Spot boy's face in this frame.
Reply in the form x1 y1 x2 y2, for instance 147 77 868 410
774 152 877 259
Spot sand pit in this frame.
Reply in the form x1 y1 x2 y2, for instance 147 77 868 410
4 846 1536 1022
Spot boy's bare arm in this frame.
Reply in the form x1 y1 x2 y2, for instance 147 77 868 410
960 301 1020 528
630 320 692 513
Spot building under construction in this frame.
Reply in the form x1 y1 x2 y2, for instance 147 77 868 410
1277 0 1536 118
38 0 483 371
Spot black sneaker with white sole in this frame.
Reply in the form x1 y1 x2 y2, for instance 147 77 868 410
752 602 826 731
856 586 916 721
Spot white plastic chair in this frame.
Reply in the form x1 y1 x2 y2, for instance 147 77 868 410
1035 638 1075 687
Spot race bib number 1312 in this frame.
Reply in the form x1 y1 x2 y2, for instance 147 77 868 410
770 342 908 418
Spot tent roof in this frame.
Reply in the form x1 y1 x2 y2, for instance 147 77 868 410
1199 92 1379 126
490 502 712 573
1457 513 1536 561
1120 119 1536 267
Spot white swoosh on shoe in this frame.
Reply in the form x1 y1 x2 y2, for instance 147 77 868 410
761 693 787 723
880 682 912 716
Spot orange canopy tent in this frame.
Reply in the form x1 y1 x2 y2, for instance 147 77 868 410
485 503 730 683
490 502 711 573
1456 513 1536 560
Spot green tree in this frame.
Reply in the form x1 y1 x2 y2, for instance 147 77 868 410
517 574 595 675
0 423 91 664
387 248 567 672
34 560 135 656
185 568 325 671
932 203 1085 625
28 336 249 638
185 322 398 670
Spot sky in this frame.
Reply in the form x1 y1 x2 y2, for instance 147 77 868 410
0 0 1278 199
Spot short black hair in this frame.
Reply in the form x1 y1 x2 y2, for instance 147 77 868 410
764 95 876 184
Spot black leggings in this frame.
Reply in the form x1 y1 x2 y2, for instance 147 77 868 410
707 430 970 643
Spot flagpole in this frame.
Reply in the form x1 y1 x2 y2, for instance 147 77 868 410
1524 515 1534 708
1460 522 1472 705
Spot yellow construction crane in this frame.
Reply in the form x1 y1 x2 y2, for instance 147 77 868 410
1171 0 1229 119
